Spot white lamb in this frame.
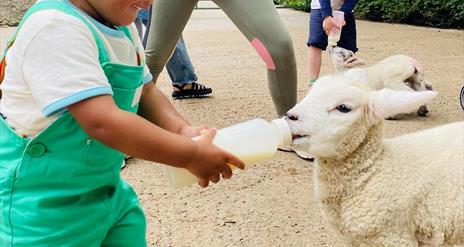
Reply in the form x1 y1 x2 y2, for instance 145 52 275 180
286 75 464 246
329 46 367 72
329 47 433 118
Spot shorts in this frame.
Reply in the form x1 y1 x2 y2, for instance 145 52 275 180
307 9 358 52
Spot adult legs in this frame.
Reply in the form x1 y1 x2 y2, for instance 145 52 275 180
213 0 297 116
139 6 197 84
144 1 211 99
144 0 197 83
137 7 198 84
166 36 198 85
145 0 296 112
134 18 144 41
166 36 212 99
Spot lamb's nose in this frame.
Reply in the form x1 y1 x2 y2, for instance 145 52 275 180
286 112 299 121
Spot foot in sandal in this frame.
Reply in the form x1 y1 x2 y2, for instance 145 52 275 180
172 82 212 99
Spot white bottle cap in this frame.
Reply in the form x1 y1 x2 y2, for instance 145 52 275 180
271 118 292 148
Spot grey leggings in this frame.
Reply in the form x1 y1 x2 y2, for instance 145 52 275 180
145 0 297 116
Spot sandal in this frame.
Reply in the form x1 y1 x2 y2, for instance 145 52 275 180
172 82 212 99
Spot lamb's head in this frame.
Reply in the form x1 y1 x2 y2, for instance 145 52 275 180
286 75 438 159
329 46 366 71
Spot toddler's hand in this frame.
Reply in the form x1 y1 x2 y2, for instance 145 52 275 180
186 128 245 188
180 124 208 138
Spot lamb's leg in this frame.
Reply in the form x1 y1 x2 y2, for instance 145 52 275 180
417 82 433 116
417 105 429 117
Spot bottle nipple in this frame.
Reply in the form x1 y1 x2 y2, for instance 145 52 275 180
271 118 292 148
328 37 338 47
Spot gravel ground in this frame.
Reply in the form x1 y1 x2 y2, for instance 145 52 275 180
1 7 463 247
125 9 463 247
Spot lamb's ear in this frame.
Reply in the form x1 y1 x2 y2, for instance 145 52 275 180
367 89 438 123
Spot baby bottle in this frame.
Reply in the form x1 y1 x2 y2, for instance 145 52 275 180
165 118 292 188
328 10 345 47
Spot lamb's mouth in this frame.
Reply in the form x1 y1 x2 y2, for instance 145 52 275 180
292 134 310 145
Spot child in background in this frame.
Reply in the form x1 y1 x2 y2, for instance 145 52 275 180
307 0 358 85
0 0 244 246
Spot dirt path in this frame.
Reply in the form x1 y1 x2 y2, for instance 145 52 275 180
123 9 464 246
1 7 462 247
125 8 463 247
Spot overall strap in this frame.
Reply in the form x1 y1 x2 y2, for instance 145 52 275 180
118 26 135 44
117 25 144 65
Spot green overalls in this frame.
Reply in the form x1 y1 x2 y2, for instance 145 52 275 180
0 1 147 246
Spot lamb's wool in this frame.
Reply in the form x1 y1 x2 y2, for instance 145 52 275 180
317 122 463 246
287 76 463 246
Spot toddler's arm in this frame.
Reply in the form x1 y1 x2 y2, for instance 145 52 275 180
137 82 196 136
67 86 244 187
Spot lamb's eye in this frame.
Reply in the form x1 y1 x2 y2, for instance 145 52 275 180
336 104 352 113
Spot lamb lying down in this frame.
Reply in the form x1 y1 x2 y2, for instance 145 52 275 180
329 47 433 118
286 75 463 246
329 46 367 71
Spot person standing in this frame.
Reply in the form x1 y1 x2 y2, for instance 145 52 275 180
144 1 314 159
136 8 212 99
307 0 358 85
144 0 298 117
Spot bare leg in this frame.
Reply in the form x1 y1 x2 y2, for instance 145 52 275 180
308 45 322 82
